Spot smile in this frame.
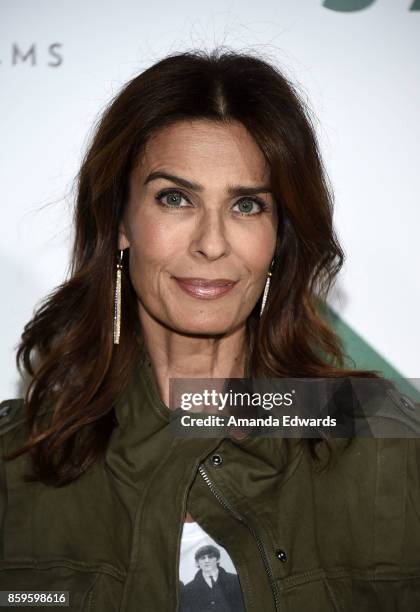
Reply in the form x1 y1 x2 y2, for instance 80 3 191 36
172 277 237 299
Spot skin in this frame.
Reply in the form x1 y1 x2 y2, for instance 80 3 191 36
197 555 219 579
119 118 278 406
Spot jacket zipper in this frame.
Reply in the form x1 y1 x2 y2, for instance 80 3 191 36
198 463 281 611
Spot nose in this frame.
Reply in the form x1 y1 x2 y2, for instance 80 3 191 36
189 208 230 261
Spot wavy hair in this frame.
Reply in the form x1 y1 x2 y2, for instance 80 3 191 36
6 49 379 485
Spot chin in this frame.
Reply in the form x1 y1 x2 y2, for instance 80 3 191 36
172 316 235 337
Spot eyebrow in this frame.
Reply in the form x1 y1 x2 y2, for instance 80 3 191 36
143 171 272 197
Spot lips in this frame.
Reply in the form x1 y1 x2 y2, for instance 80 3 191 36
175 277 235 287
173 277 237 299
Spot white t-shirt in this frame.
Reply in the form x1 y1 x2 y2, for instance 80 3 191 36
179 521 246 611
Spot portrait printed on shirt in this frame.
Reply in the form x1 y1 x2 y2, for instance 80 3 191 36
179 522 246 612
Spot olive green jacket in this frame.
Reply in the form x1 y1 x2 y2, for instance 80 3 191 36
1 349 420 611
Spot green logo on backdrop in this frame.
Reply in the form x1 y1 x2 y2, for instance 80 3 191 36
323 0 419 10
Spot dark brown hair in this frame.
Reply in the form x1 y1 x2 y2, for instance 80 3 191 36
7 48 379 485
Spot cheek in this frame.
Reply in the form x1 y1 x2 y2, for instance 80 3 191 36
129 217 182 272
125 216 191 311
236 224 277 273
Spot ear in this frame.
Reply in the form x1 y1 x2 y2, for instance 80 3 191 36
118 219 130 250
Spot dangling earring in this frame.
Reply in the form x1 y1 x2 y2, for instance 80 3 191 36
113 249 124 345
260 258 275 317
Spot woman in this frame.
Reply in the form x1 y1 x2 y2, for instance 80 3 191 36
0 49 419 611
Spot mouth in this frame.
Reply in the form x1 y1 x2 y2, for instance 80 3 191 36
172 277 237 299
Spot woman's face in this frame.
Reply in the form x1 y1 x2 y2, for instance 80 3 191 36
119 119 278 337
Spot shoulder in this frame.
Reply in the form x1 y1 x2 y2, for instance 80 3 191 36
0 397 53 454
182 571 204 593
371 382 420 434
0 398 27 445
0 400 29 498
313 382 420 492
337 377 420 437
332 384 420 509
0 399 34 471
218 566 239 582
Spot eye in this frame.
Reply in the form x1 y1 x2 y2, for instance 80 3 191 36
232 197 268 216
155 189 191 208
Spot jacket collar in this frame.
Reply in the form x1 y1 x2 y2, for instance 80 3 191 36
113 338 253 430
107 341 228 488
113 341 174 429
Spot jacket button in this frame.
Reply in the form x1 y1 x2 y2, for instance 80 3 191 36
0 404 10 418
210 454 223 467
275 549 287 562
401 395 416 410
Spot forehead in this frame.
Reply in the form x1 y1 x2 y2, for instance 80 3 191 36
136 119 270 185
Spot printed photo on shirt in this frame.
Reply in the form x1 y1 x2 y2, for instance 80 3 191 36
179 521 246 611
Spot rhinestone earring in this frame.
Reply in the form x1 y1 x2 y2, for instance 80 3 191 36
113 249 124 345
260 258 275 317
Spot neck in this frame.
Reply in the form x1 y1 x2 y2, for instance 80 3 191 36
203 567 219 579
139 307 249 407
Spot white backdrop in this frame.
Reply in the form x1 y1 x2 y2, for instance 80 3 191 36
1 0 419 398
